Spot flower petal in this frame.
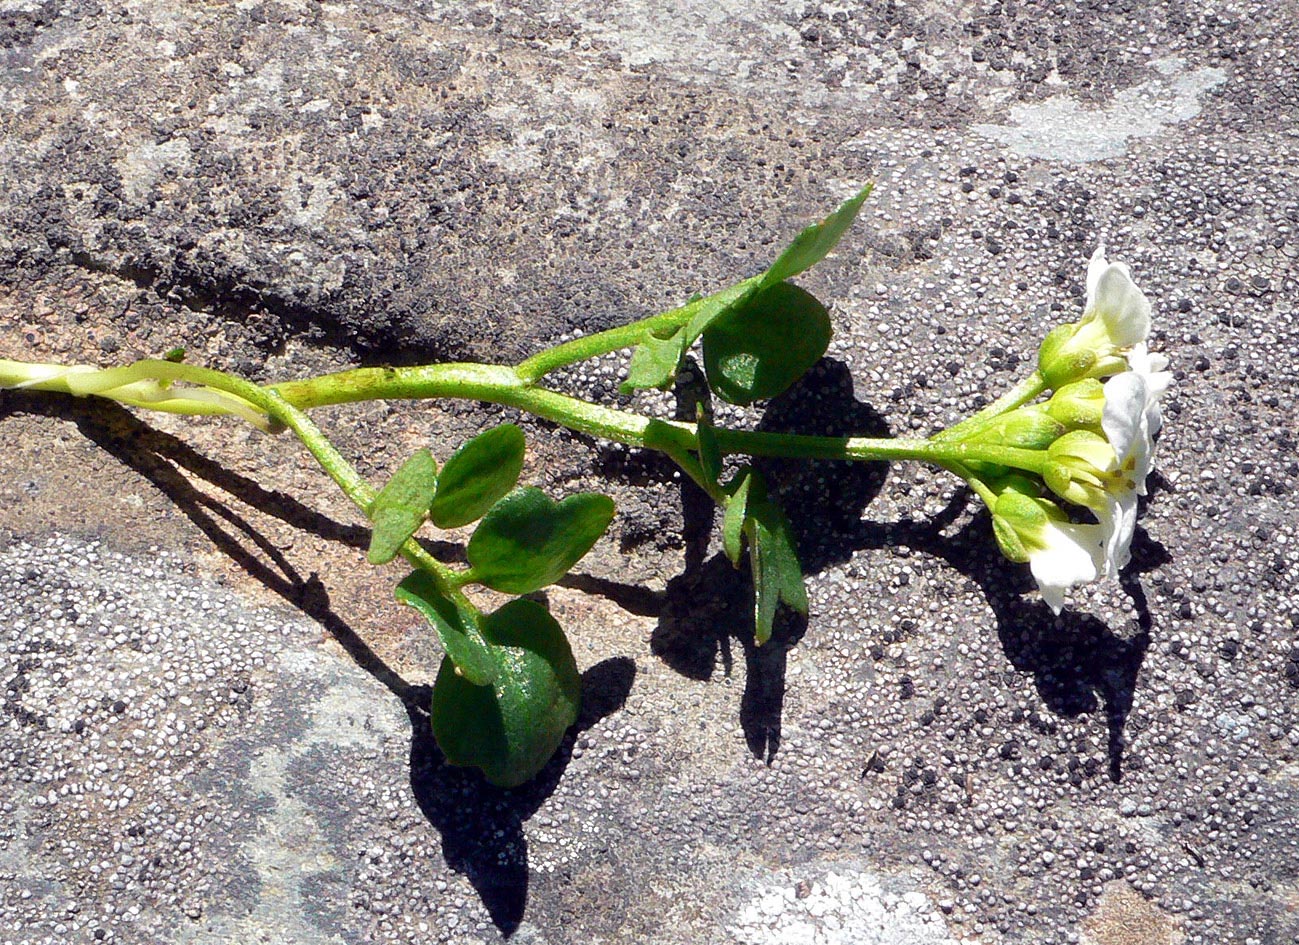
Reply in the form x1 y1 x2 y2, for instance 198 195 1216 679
1092 264 1151 347
1085 244 1109 306
1100 493 1139 578
1101 372 1149 460
1029 520 1104 614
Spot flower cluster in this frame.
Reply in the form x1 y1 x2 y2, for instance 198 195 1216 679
969 246 1171 613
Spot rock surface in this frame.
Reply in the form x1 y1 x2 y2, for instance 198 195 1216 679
2 1 1298 943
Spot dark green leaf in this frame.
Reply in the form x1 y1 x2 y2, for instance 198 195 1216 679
430 598 581 788
696 402 722 485
367 449 439 565
722 468 752 566
682 280 766 349
467 487 615 595
701 282 831 405
162 347 186 363
619 326 688 394
621 186 870 395
746 491 807 646
394 570 495 686
765 183 873 285
429 424 526 529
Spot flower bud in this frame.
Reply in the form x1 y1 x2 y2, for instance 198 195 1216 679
985 406 1066 451
1038 324 1097 390
1046 379 1105 431
992 491 1047 563
1044 430 1115 510
988 471 1046 499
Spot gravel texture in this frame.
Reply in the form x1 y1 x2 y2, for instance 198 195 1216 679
2 1 1298 943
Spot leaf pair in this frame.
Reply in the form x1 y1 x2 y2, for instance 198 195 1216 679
722 468 808 645
621 184 872 405
366 424 526 565
397 574 580 788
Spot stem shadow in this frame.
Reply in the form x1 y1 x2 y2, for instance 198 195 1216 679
0 393 634 936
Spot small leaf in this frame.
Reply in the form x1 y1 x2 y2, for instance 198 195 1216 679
430 598 581 788
701 282 831 405
722 468 752 566
696 402 722 485
746 490 807 646
467 487 615 595
162 347 186 363
367 449 439 565
765 183 874 285
429 424 526 529
394 570 495 686
619 326 688 394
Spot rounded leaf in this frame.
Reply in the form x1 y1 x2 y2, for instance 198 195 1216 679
702 282 831 405
394 570 495 686
430 599 581 787
466 487 615 595
367 448 439 565
429 424 526 529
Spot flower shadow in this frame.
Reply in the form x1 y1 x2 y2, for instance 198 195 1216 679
856 503 1168 781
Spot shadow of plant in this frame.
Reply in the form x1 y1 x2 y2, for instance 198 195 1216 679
2 371 1171 933
0 393 633 936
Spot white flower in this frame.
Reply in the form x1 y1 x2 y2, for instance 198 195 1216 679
1097 371 1160 577
1083 244 1152 349
1038 245 1155 389
1029 518 1106 614
993 492 1106 614
1124 342 1172 436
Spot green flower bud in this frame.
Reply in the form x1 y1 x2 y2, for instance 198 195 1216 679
989 471 1047 499
1046 378 1105 431
985 406 1066 451
1044 430 1116 510
992 512 1031 563
1038 324 1097 389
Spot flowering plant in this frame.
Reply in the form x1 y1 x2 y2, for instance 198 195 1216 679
0 191 1169 785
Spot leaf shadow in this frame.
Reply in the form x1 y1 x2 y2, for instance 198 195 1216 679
649 357 887 763
0 393 634 936
638 356 1167 780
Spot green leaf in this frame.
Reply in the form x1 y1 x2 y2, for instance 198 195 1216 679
765 182 874 285
467 487 615 595
430 598 581 788
722 468 752 566
619 326 688 394
162 347 186 363
620 186 871 396
429 424 527 529
696 402 722 485
367 449 439 565
701 282 831 405
394 569 496 686
746 489 807 646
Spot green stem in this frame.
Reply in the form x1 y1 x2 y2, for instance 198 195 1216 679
273 362 1048 473
933 370 1048 443
260 390 472 607
513 276 762 383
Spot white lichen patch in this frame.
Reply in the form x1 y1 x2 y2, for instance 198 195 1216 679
974 58 1227 162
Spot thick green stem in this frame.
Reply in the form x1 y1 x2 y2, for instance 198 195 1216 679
259 390 472 607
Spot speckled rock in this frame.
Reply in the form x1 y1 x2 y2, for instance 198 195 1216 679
3 2 1298 944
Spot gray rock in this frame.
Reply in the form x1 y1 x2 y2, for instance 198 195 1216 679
3 1 1298 943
